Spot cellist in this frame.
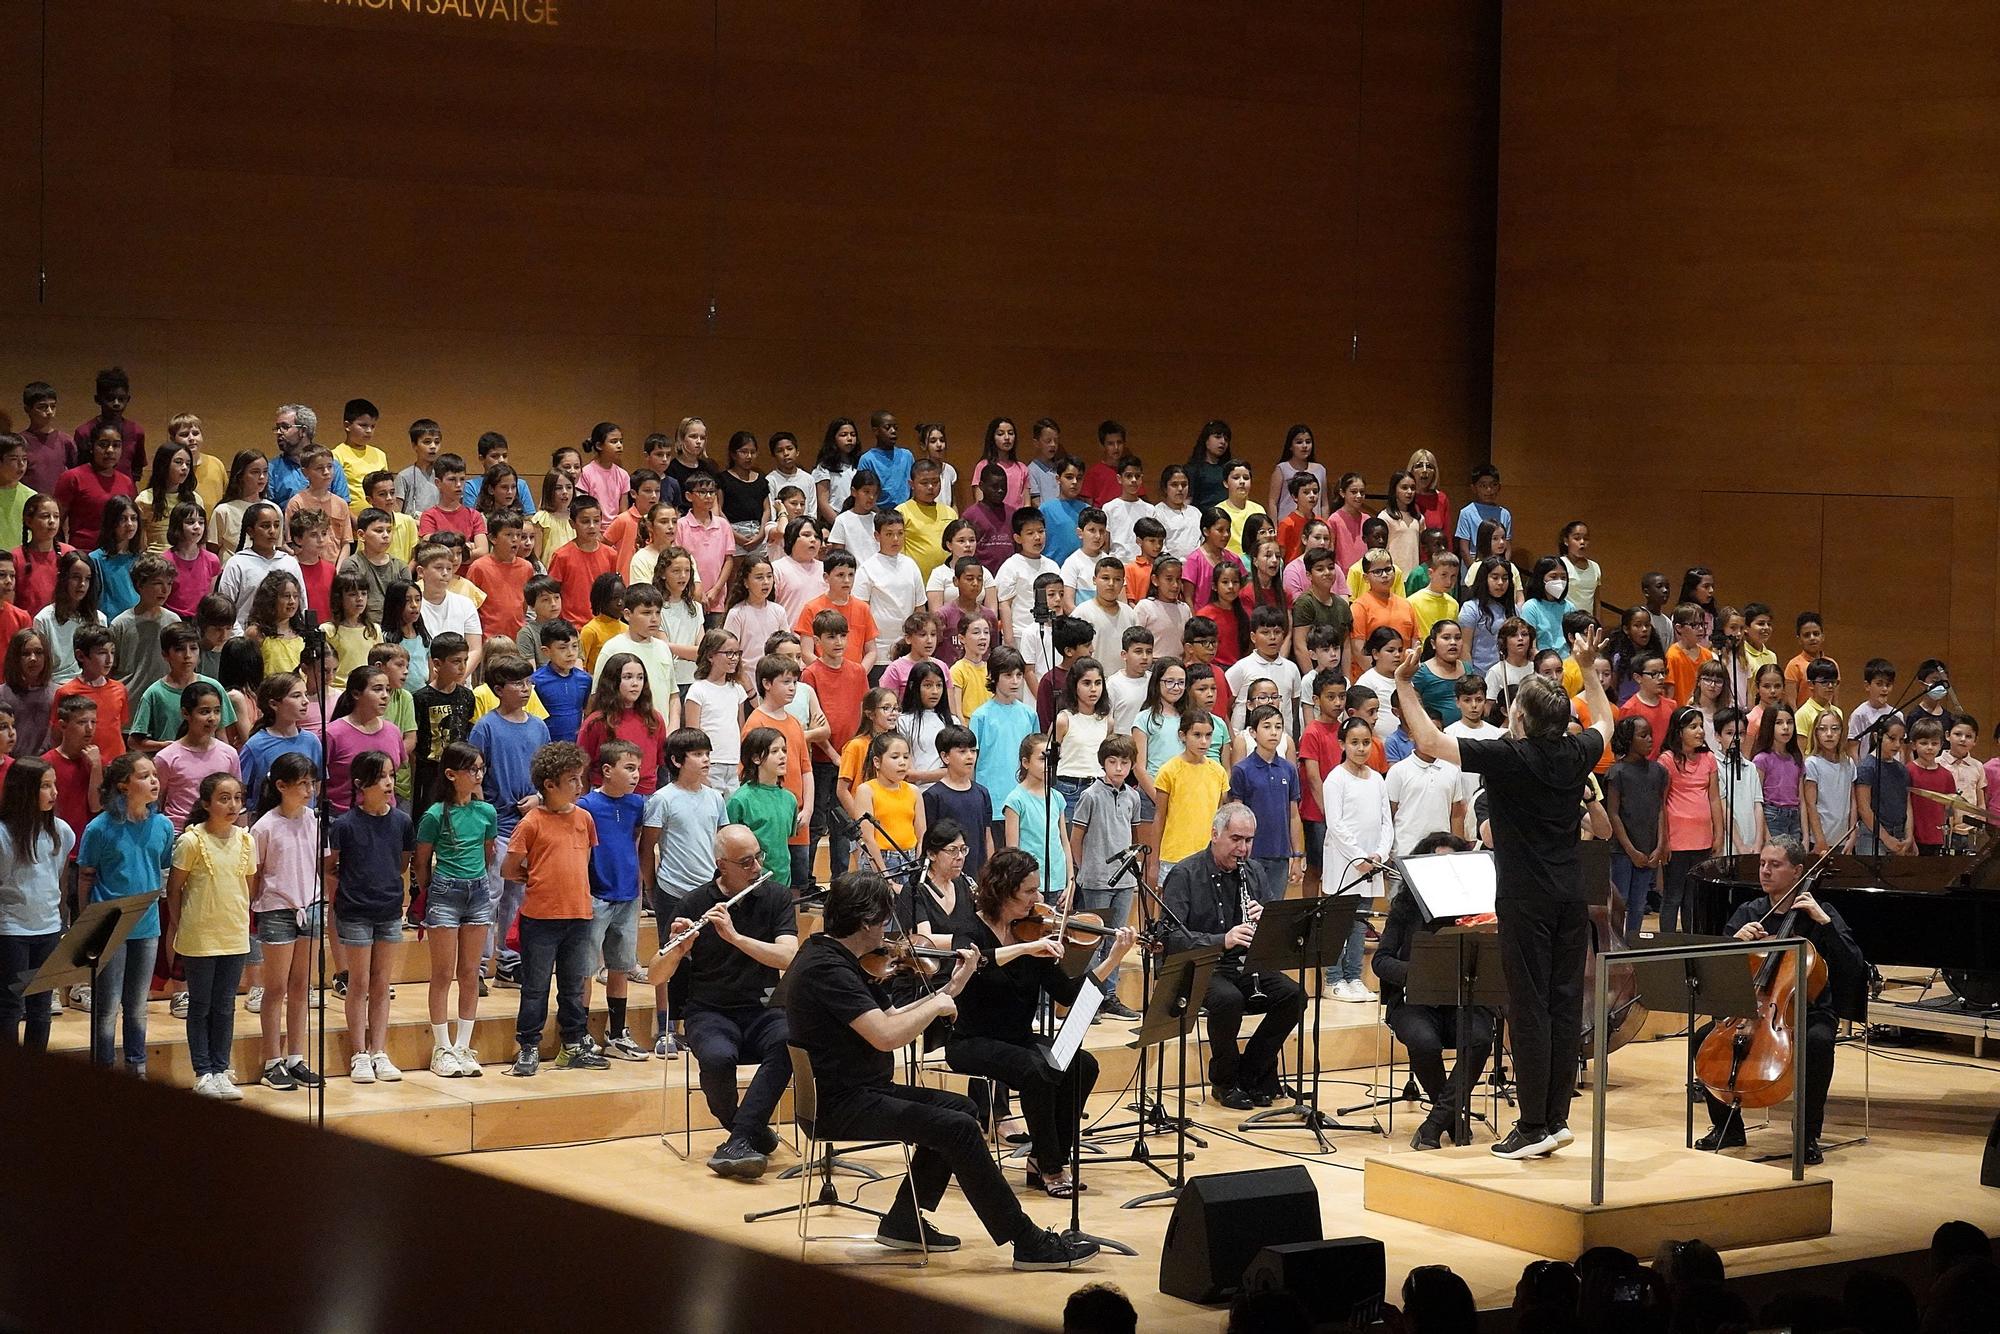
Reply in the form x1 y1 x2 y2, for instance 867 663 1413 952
1694 836 1866 1164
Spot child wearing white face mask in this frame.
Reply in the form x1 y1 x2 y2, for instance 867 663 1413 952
1520 556 1572 655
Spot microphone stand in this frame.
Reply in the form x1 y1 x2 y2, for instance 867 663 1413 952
1123 872 1207 1209
301 611 331 1129
1861 676 1940 877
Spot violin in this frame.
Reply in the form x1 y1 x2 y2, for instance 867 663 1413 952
1007 901 1117 948
1693 859 1833 1112
860 935 973 984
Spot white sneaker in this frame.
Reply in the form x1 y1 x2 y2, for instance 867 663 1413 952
245 986 264 1014
70 983 91 1009
211 1072 243 1102
350 1052 377 1084
371 1052 403 1082
191 1073 218 1098
454 1046 483 1078
1339 980 1376 1004
430 1046 463 1078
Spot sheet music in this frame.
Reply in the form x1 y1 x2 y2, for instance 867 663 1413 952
1397 849 1497 922
1048 978 1103 1072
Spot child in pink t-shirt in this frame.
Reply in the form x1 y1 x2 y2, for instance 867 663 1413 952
154 682 242 831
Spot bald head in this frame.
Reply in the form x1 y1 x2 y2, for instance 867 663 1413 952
714 824 764 890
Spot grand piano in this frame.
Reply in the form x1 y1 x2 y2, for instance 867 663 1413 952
1691 849 2000 992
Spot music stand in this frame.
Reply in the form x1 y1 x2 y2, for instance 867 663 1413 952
1240 896 1373 1148
1122 945 1220 1209
1626 931 1760 1149
1403 928 1510 1145
23 893 164 1066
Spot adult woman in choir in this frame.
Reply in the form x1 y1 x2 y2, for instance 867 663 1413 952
945 848 1135 1198
905 819 981 950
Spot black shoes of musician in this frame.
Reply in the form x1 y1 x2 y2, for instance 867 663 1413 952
706 1135 769 1180
1410 1118 1446 1151
747 1123 780 1156
877 1209 961 1253
1214 1086 1256 1111
1694 1124 1747 1152
1101 997 1141 1022
1012 1226 1098 1271
510 1044 541 1078
1804 1139 1824 1166
1490 1124 1560 1159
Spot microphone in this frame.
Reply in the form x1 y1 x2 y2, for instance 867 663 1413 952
1328 862 1401 896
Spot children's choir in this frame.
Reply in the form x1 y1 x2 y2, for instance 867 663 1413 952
0 382 1977 1109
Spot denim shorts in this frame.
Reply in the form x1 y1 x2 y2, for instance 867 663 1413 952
1136 791 1157 823
336 915 406 947
425 874 495 929
590 896 641 973
255 905 323 946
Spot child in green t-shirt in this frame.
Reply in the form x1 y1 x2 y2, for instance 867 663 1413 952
726 726 797 887
413 740 498 1079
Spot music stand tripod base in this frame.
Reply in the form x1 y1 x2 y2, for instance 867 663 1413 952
1238 895 1377 1147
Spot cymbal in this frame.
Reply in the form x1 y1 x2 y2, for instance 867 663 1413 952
1910 787 1993 823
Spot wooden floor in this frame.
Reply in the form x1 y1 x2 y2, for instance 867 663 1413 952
456 1032 2000 1332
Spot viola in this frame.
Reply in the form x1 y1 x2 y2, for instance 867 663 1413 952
860 936 969 984
1007 901 1116 949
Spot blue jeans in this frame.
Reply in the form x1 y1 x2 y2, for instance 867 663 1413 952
1660 850 1709 934
182 952 248 1078
91 936 159 1070
1611 850 1657 936
1765 805 1801 841
1076 884 1134 995
516 915 594 1049
482 831 523 968
1053 775 1090 812
1336 917 1366 983
0 932 60 1049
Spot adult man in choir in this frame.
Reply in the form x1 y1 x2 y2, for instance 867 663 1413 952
1160 803 1304 1110
266 403 350 512
1394 625 1611 1158
653 824 798 1180
1693 836 1864 1165
1372 832 1497 1150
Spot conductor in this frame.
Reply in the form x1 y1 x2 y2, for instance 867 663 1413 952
1393 626 1612 1159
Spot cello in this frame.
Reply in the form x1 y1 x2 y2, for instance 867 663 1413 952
1693 853 1834 1112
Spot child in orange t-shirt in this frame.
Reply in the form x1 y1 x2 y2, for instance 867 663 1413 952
498 741 603 1075
1664 603 1713 705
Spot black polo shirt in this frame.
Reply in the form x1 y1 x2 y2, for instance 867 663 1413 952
784 933 893 1098
677 875 798 1011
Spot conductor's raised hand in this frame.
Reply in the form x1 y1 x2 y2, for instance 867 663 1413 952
1571 623 1606 674
1394 640 1422 684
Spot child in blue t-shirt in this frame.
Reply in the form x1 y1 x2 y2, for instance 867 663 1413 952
531 619 592 743
1002 731 1069 899
471 657 552 982
579 739 648 1061
967 646 1039 848
78 752 175 1072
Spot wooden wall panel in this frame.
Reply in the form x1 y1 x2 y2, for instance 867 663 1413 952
3 0 1498 501
1493 1 2000 721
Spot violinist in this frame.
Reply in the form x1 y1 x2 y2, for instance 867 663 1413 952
902 819 981 949
1373 833 1497 1150
782 870 1100 1270
1160 802 1304 1110
1694 836 1865 1165
946 849 1137 1197
652 825 798 1181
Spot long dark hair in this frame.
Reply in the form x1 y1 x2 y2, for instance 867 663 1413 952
980 416 1019 465
898 660 954 731
587 652 662 736
0 757 58 863
1469 557 1516 626
816 417 860 474
52 550 100 624
1187 419 1233 466
223 449 266 506
380 578 426 645
183 771 244 831
257 749 317 816
143 443 197 523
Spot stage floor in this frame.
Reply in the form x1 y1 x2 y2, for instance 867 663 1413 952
456 1030 2000 1332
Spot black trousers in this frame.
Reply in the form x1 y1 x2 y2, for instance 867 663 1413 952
1694 1012 1838 1142
815 1082 1031 1245
1387 1001 1494 1128
946 1034 1099 1173
684 1004 792 1138
1203 969 1304 1094
1497 897 1590 1134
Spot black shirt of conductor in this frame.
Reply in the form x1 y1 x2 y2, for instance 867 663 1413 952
1161 802 1305 1111
782 870 1098 1270
1693 836 1865 1164
1394 627 1612 1160
651 824 798 1181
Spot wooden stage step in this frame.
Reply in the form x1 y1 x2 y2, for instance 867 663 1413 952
1363 1132 1834 1258
46 984 1394 1156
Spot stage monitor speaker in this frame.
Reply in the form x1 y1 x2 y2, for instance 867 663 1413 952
1243 1238 1386 1329
1159 1166 1321 1304
1982 1111 2000 1187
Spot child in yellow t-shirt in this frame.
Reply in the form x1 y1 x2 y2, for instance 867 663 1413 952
1151 710 1229 867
